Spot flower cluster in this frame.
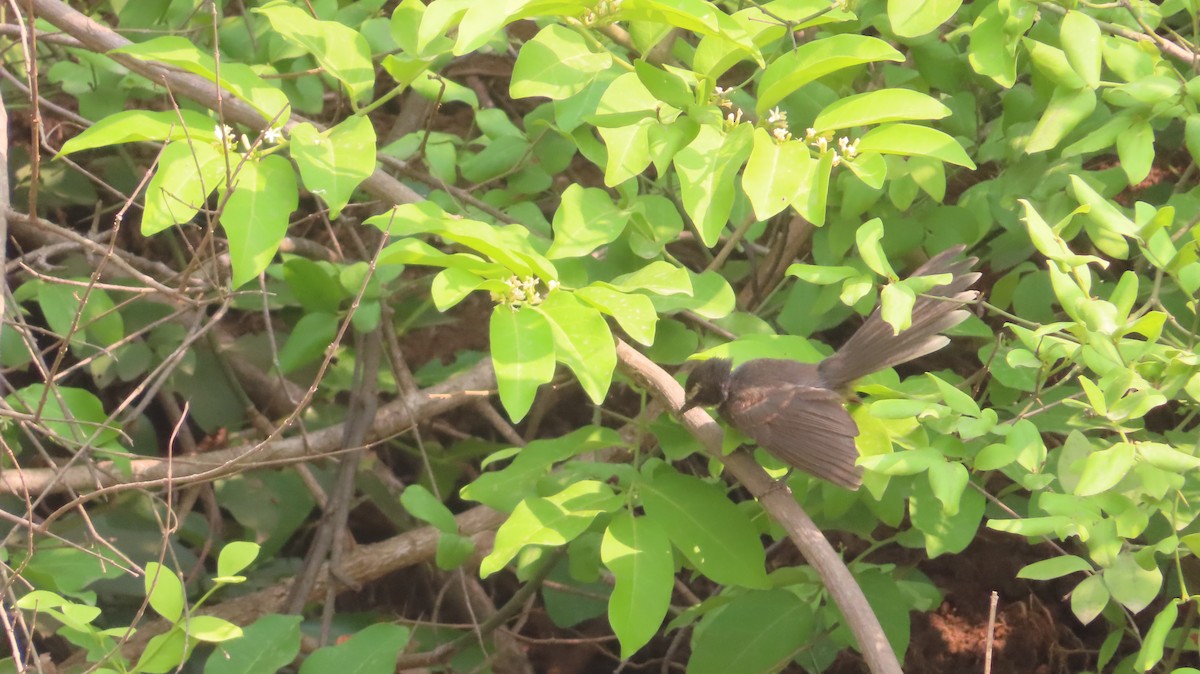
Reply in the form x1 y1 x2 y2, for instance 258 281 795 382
582 0 622 26
803 127 859 167
213 124 283 155
766 107 790 142
712 86 746 128
491 275 558 308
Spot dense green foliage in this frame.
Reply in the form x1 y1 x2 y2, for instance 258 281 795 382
5 0 1200 672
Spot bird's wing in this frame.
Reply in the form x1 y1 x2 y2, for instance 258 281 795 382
726 383 863 490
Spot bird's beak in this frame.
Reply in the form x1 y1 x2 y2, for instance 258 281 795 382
679 398 697 415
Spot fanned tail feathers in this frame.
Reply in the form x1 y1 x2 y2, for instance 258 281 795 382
818 245 980 391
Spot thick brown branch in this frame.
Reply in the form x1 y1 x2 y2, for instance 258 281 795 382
615 340 903 674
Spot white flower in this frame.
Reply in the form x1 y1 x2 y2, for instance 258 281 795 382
263 127 282 144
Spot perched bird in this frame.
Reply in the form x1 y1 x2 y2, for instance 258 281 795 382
680 245 980 490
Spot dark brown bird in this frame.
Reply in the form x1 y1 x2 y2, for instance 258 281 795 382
680 246 980 490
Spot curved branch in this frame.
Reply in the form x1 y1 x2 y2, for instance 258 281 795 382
615 340 903 674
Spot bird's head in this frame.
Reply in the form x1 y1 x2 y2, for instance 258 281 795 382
680 357 733 414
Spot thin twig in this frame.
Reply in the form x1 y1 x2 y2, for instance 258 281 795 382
984 590 999 674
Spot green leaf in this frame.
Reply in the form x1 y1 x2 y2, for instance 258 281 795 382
1135 601 1179 671
967 3 1028 88
909 475 986 556
928 461 969 516
188 616 243 643
868 400 947 422
289 117 377 218
575 284 658 346
1074 442 1135 497
647 115 700 175
111 37 290 123
1017 556 1092 581
1186 116 1200 166
741 129 813 220
455 0 589 54
639 467 769 588
1137 443 1200 472
688 590 815 674
461 136 530 183
7 384 121 451
204 614 302 674
378 237 498 276
633 59 693 109
674 123 753 246
435 533 477 570
1026 85 1096 154
856 123 975 168
846 150 887 189
1070 174 1140 243
36 281 125 350
277 312 338 374
381 54 434 91
283 258 347 314
889 0 962 38
608 261 693 296
431 268 486 311
591 70 658 127
1008 418 1046 473
481 481 623 577
255 1 374 101
144 563 184 623
511 24 612 100
461 426 623 511
790 146 834 225
216 542 260 579
1116 119 1154 185
786 264 860 285
220 154 299 288
58 109 217 156
599 120 654 186
367 202 557 280
813 88 951 132
1103 552 1161 614
647 269 734 319
16 548 121 599
601 513 675 659
536 291 616 405
547 185 629 258
1061 11 1101 88
855 217 896 279
927 374 981 417
490 305 555 422
617 0 733 38
298 623 409 674
880 281 917 334
1070 574 1109 625
1025 39 1086 90
757 34 904 114
401 484 459 534
138 628 191 674
143 140 225 235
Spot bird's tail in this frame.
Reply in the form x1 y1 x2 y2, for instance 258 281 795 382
818 245 980 391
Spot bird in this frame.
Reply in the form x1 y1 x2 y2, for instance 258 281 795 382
680 245 980 490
